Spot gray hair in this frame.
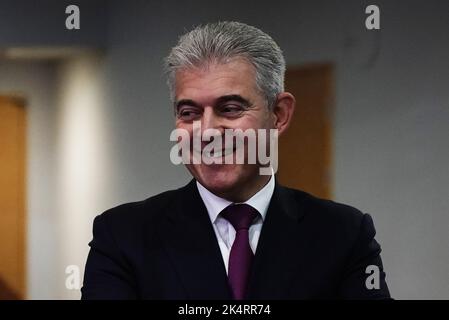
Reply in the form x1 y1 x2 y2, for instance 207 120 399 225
164 21 285 108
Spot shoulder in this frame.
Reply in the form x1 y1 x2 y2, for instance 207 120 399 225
277 185 373 237
276 185 380 262
92 181 193 233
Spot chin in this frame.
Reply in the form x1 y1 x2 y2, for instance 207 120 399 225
188 163 243 194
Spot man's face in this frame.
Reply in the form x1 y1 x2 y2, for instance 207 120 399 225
174 58 274 198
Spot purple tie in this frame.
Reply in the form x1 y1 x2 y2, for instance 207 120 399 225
221 204 258 300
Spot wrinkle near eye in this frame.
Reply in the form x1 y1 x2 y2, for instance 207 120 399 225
177 105 203 121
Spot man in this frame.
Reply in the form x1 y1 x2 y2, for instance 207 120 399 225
82 21 391 299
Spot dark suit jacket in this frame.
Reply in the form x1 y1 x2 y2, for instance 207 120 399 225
81 179 391 299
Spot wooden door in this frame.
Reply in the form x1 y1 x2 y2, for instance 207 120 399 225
0 95 26 299
277 64 334 199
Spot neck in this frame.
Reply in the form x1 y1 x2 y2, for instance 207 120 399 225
216 174 271 203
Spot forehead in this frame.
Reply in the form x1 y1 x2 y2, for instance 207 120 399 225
174 59 258 103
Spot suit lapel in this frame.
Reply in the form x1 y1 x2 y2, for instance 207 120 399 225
247 182 310 299
156 179 232 299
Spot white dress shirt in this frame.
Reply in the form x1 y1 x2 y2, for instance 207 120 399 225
196 173 275 274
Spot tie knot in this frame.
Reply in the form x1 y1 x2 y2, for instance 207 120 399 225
221 204 258 231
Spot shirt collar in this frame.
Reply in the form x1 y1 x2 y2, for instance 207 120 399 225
196 169 275 224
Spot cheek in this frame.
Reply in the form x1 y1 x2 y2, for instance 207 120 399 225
173 124 193 147
175 122 192 133
174 120 184 129
232 113 261 129
239 116 269 131
247 107 272 126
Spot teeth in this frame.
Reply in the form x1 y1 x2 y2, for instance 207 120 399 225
207 149 234 158
211 150 223 158
223 148 234 156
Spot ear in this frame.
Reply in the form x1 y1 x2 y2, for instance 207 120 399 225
271 92 295 136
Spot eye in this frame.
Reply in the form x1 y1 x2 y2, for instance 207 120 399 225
177 106 202 121
219 104 244 117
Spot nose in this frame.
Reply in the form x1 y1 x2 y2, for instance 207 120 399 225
199 106 225 149
201 106 224 133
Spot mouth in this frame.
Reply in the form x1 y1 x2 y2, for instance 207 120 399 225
192 147 236 159
209 148 234 158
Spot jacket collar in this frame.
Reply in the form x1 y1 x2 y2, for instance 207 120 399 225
156 179 307 299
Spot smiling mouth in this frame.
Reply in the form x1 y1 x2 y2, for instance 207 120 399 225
193 148 235 158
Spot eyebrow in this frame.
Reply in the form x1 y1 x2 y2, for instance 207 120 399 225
174 94 252 111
